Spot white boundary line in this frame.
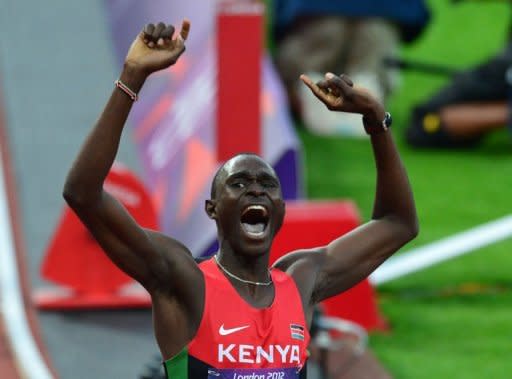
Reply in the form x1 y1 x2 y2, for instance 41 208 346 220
0 149 53 378
370 215 512 286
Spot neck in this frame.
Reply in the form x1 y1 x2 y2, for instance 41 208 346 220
215 248 271 283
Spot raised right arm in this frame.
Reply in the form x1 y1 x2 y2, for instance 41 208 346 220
62 21 200 295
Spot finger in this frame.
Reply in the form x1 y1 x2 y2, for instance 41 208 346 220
321 74 342 97
325 72 352 97
152 22 166 40
339 74 354 87
300 74 330 102
316 80 330 94
179 19 191 42
161 24 175 40
138 31 149 44
143 23 155 40
299 74 316 90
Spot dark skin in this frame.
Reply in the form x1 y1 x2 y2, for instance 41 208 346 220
63 20 418 361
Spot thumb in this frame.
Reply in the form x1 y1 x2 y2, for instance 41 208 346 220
178 19 191 43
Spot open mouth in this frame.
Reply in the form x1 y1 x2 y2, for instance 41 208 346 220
240 205 269 238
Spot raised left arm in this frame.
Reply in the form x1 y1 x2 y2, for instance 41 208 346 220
299 73 419 304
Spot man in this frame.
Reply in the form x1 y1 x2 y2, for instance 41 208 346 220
63 20 418 378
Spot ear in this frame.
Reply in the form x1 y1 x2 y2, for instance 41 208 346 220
205 199 217 219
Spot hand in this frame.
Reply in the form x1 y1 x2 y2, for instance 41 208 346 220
125 20 191 76
300 72 385 122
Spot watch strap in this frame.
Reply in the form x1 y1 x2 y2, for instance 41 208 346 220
363 112 392 135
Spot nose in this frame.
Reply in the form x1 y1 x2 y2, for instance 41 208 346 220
247 181 265 196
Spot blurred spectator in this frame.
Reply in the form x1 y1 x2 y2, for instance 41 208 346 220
272 0 430 137
405 42 512 148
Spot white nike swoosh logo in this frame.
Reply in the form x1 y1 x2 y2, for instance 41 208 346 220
219 324 250 336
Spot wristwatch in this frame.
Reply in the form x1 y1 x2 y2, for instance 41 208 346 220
363 112 392 135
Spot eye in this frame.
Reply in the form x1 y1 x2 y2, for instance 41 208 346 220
262 180 278 189
231 181 245 189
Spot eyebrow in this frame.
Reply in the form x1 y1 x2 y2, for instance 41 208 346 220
227 171 252 180
227 171 278 182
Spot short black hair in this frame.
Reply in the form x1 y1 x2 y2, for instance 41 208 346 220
210 152 266 199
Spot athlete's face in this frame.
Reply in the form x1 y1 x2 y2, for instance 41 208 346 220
206 155 285 256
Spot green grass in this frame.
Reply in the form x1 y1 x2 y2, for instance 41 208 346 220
295 1 512 378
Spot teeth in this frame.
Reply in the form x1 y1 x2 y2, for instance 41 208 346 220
242 205 268 216
241 205 268 239
242 222 265 234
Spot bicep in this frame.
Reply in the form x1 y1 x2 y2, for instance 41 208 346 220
312 219 411 303
69 191 173 287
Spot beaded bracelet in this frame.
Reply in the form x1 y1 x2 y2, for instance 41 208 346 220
114 79 138 101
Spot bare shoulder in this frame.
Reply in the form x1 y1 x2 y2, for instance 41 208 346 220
272 248 327 311
272 247 326 273
145 229 193 258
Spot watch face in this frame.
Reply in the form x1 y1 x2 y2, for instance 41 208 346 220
384 112 392 127
363 112 392 134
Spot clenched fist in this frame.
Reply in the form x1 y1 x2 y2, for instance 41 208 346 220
125 20 191 76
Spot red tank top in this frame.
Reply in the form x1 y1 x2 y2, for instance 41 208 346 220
164 257 310 379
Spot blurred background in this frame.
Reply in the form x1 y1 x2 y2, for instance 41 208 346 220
0 0 511 378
